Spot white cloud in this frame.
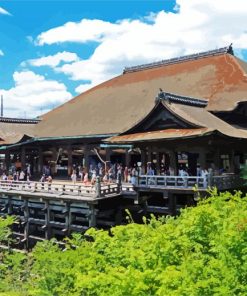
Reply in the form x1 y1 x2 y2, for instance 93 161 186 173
0 71 72 118
36 19 119 45
0 7 11 16
35 0 247 93
23 51 79 67
0 50 4 56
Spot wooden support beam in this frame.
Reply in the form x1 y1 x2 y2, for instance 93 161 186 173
21 146 26 169
38 147 43 175
106 148 111 162
88 204 96 227
23 199 29 250
44 200 51 240
50 147 58 175
213 148 220 172
147 147 152 163
4 151 10 172
141 149 147 174
169 151 178 175
64 202 72 235
67 146 73 176
7 196 12 215
125 150 130 167
83 146 90 171
168 193 177 216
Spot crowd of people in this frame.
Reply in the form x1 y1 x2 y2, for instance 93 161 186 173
0 159 232 187
69 163 141 185
0 163 31 182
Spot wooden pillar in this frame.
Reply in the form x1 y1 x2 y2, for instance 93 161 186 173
83 146 90 172
146 146 152 173
95 176 101 198
141 149 147 174
38 147 43 174
169 151 177 175
43 200 51 240
125 150 130 167
155 149 161 175
64 202 71 236
50 147 57 175
7 196 13 215
106 148 112 162
67 146 73 176
168 193 177 216
147 147 152 163
22 198 29 250
88 204 96 227
213 148 220 173
21 146 26 169
4 151 10 172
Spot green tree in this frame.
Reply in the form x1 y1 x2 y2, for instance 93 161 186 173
1 191 247 295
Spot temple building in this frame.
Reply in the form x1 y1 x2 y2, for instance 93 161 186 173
2 45 247 177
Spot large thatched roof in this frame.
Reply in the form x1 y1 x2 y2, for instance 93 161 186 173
0 118 38 145
31 46 247 138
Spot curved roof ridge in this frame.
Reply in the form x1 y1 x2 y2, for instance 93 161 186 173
157 90 208 107
123 45 233 74
0 117 40 124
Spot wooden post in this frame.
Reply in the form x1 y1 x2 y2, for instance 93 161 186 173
147 147 152 163
169 151 178 175
7 196 12 214
44 200 51 240
140 149 147 174
38 147 43 175
4 151 10 172
22 198 29 250
117 172 122 193
50 147 57 175
155 149 161 175
21 146 26 170
95 176 101 198
64 202 72 236
67 146 73 176
168 193 177 216
213 148 220 172
88 204 96 227
83 146 90 172
106 148 111 162
125 150 130 167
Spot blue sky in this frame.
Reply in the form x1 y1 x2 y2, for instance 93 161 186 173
0 0 247 118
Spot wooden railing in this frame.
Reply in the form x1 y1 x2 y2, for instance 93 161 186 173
138 175 207 188
0 179 121 198
138 174 244 190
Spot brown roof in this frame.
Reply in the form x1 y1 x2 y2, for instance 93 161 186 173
33 50 247 138
0 121 36 145
107 128 211 143
107 100 247 143
163 101 247 138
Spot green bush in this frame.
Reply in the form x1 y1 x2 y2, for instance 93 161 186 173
1 190 247 295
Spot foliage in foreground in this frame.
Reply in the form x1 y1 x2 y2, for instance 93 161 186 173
1 190 247 295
